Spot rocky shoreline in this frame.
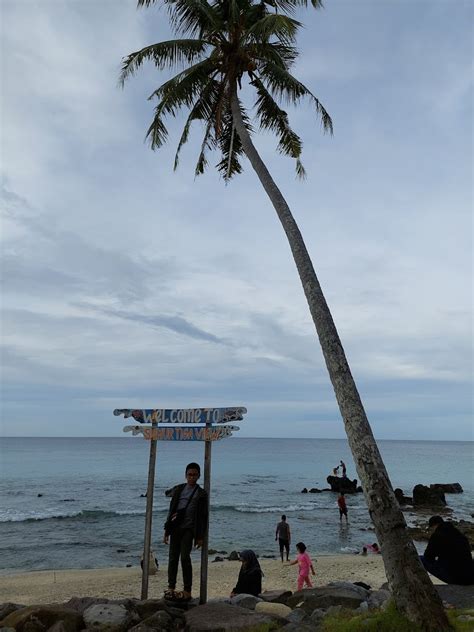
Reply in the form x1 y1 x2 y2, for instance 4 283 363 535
2 581 473 631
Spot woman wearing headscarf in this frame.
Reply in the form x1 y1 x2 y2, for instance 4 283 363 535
230 549 263 597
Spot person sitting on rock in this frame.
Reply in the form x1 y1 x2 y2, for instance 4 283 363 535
230 550 263 597
420 516 474 585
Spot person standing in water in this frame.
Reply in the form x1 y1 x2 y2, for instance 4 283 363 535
337 492 349 523
275 514 291 562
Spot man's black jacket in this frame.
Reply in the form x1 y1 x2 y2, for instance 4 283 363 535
424 522 474 584
164 483 208 542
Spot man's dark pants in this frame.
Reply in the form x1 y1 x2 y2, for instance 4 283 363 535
420 555 459 584
279 538 290 561
168 528 194 592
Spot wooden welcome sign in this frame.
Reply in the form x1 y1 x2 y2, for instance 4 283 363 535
123 424 240 441
114 406 247 603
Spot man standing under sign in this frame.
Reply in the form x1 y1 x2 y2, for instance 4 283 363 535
163 463 208 602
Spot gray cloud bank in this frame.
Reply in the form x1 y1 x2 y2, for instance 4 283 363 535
0 0 472 439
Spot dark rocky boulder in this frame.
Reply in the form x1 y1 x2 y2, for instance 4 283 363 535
229 594 262 610
412 484 446 507
0 605 83 632
139 609 173 630
457 520 474 549
183 602 277 631
63 596 112 615
326 476 360 494
287 584 368 611
430 483 463 494
0 602 24 621
130 598 167 620
83 602 134 630
259 589 292 605
394 488 412 505
435 585 474 609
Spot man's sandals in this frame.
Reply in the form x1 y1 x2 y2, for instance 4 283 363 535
164 589 192 602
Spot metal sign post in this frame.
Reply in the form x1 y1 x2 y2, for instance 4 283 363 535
114 406 247 604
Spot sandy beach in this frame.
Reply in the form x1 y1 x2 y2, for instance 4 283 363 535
0 555 397 605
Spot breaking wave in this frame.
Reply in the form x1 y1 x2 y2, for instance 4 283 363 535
0 502 321 524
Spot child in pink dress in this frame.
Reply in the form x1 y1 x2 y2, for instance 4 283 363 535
289 541 315 590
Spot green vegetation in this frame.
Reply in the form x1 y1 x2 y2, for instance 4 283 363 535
321 602 472 631
322 602 423 632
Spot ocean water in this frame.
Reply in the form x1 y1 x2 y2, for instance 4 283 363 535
0 437 472 573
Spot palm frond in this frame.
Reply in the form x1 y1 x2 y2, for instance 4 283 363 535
148 59 218 115
247 14 301 45
145 62 218 150
173 79 221 169
222 0 241 25
161 0 221 37
252 76 306 177
119 40 207 86
250 42 298 69
195 120 216 176
145 109 169 150
259 61 333 133
295 157 306 179
262 0 324 12
125 0 332 174
216 101 253 181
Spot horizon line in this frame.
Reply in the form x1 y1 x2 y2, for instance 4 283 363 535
0 436 472 443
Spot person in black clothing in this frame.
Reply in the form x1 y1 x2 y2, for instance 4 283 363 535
163 462 208 601
230 550 263 597
420 516 474 585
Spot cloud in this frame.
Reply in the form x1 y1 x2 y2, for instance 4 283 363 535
97 306 226 344
0 0 471 439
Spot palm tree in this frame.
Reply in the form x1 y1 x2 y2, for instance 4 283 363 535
120 1 450 629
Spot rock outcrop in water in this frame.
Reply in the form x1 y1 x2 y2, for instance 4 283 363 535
326 476 361 494
430 483 463 494
395 482 463 510
412 484 446 508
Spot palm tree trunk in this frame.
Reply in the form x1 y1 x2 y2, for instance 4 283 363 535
230 92 451 631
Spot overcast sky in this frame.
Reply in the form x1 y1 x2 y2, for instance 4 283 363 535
1 0 472 440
